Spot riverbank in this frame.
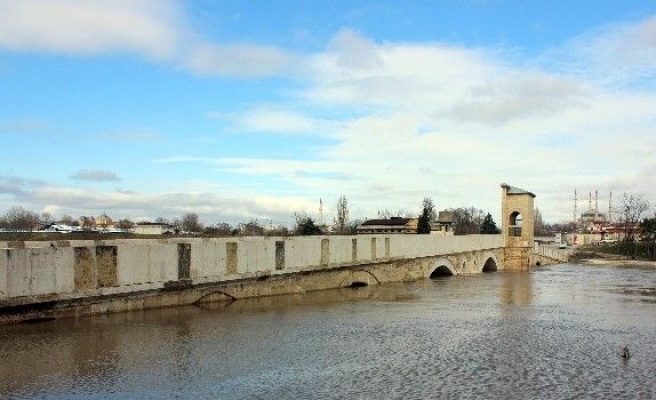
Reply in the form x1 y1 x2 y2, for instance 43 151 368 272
570 248 656 268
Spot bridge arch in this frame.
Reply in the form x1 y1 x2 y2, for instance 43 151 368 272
193 290 236 305
426 257 456 279
479 251 499 273
339 270 380 288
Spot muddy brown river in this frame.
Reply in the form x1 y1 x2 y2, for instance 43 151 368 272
1 263 655 399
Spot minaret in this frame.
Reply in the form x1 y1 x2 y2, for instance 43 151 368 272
574 189 578 223
595 190 599 218
608 191 613 224
319 198 323 225
588 191 592 210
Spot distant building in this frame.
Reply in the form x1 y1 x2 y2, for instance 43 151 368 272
134 222 175 235
357 217 418 234
431 210 455 235
40 223 81 233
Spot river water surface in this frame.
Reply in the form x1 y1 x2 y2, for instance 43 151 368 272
1 263 656 399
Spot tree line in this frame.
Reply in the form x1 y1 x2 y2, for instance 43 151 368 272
0 194 502 237
416 197 499 235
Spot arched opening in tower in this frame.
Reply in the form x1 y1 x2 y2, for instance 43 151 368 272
509 211 522 237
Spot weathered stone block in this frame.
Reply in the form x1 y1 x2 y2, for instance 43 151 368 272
96 246 118 287
7 249 30 297
54 248 75 294
275 241 285 270
225 242 238 275
74 247 96 291
177 243 191 280
0 249 8 299
30 248 56 296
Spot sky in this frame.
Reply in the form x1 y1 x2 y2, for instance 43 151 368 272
1 0 656 228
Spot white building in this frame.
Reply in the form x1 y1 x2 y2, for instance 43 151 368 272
134 222 175 235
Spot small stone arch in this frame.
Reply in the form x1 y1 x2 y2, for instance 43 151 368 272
482 257 498 272
193 291 236 305
426 257 456 279
479 251 499 273
339 270 380 288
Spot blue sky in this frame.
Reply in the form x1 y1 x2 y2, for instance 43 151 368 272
1 0 656 227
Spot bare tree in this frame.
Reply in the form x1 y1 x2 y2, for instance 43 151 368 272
203 222 235 236
180 213 203 233
79 216 96 231
617 193 649 258
334 195 349 234
117 218 134 232
60 214 76 225
40 212 54 226
1 206 40 231
241 219 264 236
452 207 485 235
534 207 547 236
155 217 170 224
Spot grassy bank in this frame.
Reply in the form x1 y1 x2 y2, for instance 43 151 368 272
572 242 656 263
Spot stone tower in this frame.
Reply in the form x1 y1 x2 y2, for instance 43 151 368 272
501 183 535 271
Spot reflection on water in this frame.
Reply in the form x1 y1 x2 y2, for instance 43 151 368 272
1 263 656 399
500 272 534 306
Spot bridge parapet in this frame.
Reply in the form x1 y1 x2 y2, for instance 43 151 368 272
533 244 571 265
0 234 503 303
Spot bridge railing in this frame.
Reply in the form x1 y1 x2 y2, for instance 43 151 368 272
534 243 570 263
0 234 503 301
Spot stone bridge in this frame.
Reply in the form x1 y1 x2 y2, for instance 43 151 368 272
0 234 512 322
0 184 569 323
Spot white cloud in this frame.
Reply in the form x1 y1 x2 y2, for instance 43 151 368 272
70 169 121 182
3 10 656 225
195 24 656 223
0 0 298 78
185 44 299 78
0 0 184 59
23 184 317 225
210 106 345 135
103 128 166 143
546 15 656 85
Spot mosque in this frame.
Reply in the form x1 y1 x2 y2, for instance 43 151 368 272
569 189 624 244
575 190 611 232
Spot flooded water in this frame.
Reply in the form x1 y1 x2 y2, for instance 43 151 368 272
1 263 656 399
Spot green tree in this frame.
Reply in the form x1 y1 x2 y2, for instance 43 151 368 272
480 213 500 234
640 214 656 260
294 213 322 235
416 198 434 234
